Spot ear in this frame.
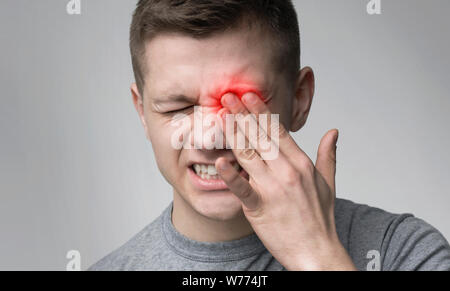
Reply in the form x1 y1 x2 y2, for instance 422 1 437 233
290 67 315 132
131 83 151 141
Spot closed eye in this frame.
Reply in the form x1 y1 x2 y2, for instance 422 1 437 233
165 105 195 115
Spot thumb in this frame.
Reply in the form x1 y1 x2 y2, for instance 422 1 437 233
315 129 339 194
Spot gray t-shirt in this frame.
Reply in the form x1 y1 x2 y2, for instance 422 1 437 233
89 198 450 271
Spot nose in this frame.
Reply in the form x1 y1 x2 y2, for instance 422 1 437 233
187 105 227 150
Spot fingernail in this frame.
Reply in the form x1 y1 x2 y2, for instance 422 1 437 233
222 93 237 106
242 93 258 105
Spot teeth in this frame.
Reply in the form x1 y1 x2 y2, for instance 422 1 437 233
194 164 201 174
208 165 217 175
192 162 241 180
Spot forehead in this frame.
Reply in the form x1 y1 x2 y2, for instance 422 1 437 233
143 28 278 102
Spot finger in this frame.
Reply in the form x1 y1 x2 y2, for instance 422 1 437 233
315 129 338 194
215 157 260 210
241 92 312 167
240 92 270 121
221 93 286 166
220 93 271 160
217 107 269 182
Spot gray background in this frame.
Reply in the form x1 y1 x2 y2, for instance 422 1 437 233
0 0 449 270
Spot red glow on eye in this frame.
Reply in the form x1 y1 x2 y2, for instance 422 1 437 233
222 88 263 100
211 79 265 109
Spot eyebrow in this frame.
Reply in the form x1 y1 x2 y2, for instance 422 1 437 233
152 83 272 104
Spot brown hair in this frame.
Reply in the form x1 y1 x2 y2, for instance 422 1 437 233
130 0 300 95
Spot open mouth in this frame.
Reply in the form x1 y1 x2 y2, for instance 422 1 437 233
187 161 248 191
189 162 242 180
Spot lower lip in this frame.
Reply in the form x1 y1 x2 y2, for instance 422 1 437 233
188 166 249 191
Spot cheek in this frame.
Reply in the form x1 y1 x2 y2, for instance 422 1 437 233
147 122 183 176
146 116 177 149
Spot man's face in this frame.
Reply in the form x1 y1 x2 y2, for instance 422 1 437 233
135 27 297 221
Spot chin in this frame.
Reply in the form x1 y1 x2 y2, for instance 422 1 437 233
191 191 244 221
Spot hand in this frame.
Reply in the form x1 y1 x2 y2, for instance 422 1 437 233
215 92 356 271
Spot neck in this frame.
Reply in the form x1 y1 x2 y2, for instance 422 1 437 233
172 191 254 242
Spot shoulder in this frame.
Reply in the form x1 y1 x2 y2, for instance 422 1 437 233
335 198 404 232
334 198 408 244
382 215 450 270
88 211 166 271
335 198 450 271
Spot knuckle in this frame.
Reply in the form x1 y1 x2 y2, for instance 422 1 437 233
267 118 288 141
278 125 289 139
283 168 301 187
240 185 253 200
228 169 241 182
239 149 257 161
299 158 315 173
271 121 288 139
244 205 264 219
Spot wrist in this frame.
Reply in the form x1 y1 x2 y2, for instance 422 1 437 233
286 241 357 271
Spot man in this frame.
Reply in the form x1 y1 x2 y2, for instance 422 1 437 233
89 0 450 271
